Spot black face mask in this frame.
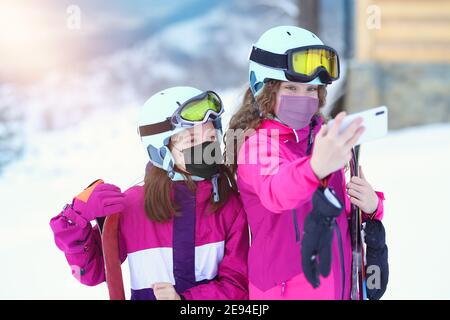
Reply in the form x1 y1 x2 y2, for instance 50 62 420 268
182 141 223 179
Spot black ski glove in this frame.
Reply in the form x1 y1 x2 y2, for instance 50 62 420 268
301 187 343 288
364 219 389 300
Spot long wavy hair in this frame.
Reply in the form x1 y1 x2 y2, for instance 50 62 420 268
224 80 327 176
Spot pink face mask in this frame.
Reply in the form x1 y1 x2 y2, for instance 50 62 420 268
276 95 319 130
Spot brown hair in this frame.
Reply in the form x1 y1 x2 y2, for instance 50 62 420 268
224 80 327 176
143 154 238 223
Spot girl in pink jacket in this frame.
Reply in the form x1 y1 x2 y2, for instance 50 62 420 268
50 87 249 300
225 26 385 300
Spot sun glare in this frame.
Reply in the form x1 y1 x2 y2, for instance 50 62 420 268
0 1 67 80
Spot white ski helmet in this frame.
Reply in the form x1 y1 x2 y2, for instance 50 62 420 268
137 86 223 181
249 25 340 96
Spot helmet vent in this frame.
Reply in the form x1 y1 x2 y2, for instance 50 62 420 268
286 31 291 36
176 101 181 106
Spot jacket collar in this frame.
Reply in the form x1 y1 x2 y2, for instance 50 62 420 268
258 114 324 144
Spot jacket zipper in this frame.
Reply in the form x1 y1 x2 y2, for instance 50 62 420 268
306 115 317 155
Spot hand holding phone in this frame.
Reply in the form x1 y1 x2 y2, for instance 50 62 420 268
310 107 388 180
327 106 388 146
311 112 364 179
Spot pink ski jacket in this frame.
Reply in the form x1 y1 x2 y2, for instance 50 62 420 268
237 115 384 299
50 179 249 300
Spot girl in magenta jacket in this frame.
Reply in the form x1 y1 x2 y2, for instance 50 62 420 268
50 87 249 300
225 26 385 299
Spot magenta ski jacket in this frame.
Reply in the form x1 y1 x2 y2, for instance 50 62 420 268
50 180 249 300
237 115 384 299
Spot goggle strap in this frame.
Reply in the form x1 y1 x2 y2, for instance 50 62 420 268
249 46 288 70
139 118 173 137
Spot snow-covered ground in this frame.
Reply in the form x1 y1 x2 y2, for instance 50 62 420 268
0 90 449 299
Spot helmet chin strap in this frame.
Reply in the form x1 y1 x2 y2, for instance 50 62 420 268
211 173 220 203
211 127 222 204
251 96 264 118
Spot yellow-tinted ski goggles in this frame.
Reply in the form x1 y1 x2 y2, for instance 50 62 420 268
138 91 223 137
172 90 223 126
250 45 340 84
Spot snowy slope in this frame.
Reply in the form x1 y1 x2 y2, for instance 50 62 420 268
0 88 449 298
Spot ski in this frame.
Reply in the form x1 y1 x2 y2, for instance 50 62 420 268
97 214 125 300
349 145 367 300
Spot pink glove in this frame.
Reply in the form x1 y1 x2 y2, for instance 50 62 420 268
72 180 126 222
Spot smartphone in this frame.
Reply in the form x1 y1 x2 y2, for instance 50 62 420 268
327 106 388 146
